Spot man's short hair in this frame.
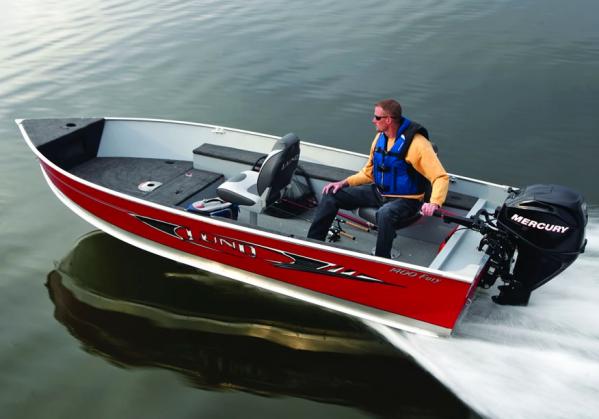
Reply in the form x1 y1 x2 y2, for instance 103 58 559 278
375 99 402 121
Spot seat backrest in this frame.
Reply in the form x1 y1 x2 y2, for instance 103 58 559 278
257 133 300 206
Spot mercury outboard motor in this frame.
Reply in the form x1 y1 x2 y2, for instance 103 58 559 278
439 184 587 305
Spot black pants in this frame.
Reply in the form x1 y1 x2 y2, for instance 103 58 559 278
307 184 421 258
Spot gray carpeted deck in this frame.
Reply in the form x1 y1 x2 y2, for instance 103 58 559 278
70 157 224 207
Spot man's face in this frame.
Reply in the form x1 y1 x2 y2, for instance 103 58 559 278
372 106 392 132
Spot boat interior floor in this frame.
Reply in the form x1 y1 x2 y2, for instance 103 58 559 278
70 156 474 268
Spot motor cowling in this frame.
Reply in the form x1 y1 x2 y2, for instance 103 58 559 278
493 184 587 305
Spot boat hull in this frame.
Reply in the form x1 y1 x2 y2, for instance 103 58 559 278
16 117 499 336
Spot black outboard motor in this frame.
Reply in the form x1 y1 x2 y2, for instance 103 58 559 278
491 184 587 305
439 184 587 305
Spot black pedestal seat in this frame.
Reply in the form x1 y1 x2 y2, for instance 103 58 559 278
217 133 301 223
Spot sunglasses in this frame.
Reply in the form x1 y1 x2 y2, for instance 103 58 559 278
373 115 389 121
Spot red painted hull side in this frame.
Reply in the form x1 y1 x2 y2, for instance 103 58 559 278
43 162 474 330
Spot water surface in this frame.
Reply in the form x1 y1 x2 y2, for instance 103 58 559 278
1 0 598 418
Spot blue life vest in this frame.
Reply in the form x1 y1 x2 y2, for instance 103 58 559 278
373 117 428 195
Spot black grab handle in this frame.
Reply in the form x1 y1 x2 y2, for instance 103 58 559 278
433 210 476 229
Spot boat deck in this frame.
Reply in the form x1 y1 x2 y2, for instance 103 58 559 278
70 155 472 268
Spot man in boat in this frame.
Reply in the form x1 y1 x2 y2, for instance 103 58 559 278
307 99 449 258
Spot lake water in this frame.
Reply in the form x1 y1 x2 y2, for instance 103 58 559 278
1 0 598 418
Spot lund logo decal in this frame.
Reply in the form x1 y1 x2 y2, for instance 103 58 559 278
132 214 403 287
510 213 570 234
132 215 256 257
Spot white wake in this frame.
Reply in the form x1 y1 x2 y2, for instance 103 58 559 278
368 209 599 419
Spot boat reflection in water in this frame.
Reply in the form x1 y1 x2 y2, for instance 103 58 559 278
47 231 473 417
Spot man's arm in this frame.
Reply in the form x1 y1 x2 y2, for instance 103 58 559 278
321 136 378 194
406 134 449 215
